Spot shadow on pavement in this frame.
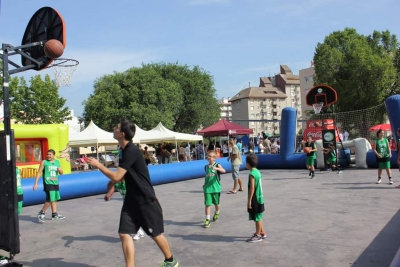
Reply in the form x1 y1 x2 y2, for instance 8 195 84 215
61 235 120 247
351 210 400 267
169 233 247 243
20 258 96 267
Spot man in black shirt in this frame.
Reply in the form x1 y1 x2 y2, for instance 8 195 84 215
87 119 178 267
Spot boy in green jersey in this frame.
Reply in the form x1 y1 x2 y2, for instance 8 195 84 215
374 129 392 184
105 179 146 240
246 154 266 243
203 150 226 228
322 143 343 174
33 149 65 222
304 135 317 179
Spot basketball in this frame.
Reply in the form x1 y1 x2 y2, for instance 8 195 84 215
304 147 311 154
44 39 64 58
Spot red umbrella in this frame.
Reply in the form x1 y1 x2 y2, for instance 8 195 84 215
368 124 392 132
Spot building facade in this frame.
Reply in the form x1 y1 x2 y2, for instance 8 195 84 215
218 97 232 121
229 65 302 137
299 65 315 131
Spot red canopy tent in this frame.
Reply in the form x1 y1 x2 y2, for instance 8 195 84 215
197 119 253 137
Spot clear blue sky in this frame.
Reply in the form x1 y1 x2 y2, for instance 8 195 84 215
1 0 399 116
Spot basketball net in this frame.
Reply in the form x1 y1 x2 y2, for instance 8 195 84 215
49 58 79 87
312 102 324 114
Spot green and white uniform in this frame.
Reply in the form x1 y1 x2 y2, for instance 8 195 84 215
203 163 221 206
305 142 316 166
248 168 265 222
376 138 391 169
16 168 23 215
327 147 337 165
42 159 61 202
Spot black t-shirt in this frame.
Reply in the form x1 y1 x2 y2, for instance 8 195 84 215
155 147 162 156
305 142 315 156
118 141 157 205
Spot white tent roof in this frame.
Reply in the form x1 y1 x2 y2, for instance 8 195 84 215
69 121 117 146
132 124 175 143
149 122 203 142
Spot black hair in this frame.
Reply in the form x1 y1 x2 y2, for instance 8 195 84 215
119 119 136 141
376 129 383 137
246 153 258 168
48 149 56 155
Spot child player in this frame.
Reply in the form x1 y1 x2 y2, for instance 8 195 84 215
304 135 317 179
322 143 343 174
33 149 65 222
246 153 266 243
104 179 146 240
203 150 226 228
0 167 24 265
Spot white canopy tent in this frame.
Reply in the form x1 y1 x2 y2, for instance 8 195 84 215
149 122 203 160
69 121 117 147
132 124 175 143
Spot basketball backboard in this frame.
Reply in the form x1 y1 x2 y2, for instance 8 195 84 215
306 84 338 107
21 7 66 70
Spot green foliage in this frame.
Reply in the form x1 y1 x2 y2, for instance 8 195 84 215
82 63 221 132
313 28 398 112
8 75 71 124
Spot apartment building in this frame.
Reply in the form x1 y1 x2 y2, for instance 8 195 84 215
299 65 315 130
218 97 232 121
229 87 288 136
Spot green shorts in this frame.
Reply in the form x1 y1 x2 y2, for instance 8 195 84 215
204 193 220 206
327 157 337 164
18 201 23 215
306 156 315 166
379 161 391 169
45 191 61 202
249 212 263 222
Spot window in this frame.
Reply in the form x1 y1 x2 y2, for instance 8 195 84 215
251 113 255 118
250 106 254 111
251 122 255 125
15 140 42 163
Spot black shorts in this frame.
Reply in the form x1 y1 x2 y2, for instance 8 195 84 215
118 199 164 237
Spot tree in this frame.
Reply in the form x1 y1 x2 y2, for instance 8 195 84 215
9 75 71 124
82 63 221 133
313 28 398 112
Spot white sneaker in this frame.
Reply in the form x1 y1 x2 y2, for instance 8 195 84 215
0 258 9 265
389 179 393 185
376 178 381 184
132 229 145 240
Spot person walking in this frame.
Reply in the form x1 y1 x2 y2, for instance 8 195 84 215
227 137 244 194
374 129 393 185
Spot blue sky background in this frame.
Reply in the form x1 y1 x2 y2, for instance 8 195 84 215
1 0 399 116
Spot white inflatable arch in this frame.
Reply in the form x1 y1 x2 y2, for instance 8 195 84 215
315 138 372 169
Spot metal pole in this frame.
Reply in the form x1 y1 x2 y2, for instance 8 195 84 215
3 44 11 161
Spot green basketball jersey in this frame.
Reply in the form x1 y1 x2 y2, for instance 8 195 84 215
16 168 23 195
376 138 389 158
203 163 221 193
249 168 264 205
115 181 127 200
328 147 336 160
43 159 61 185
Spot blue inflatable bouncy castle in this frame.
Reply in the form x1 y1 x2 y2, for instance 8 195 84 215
366 95 400 168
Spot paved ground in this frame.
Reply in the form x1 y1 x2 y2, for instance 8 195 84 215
11 168 400 267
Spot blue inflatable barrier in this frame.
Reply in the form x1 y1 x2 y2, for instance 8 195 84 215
21 156 247 206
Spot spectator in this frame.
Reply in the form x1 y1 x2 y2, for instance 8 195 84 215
236 140 243 155
178 145 186 162
156 144 163 165
222 141 229 157
196 141 204 160
343 130 349 141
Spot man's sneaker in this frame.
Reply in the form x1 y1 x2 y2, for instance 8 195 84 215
203 219 210 228
37 212 45 223
337 170 343 174
309 170 311 176
160 259 179 267
212 212 220 222
376 178 382 184
327 168 332 171
52 214 65 220
247 234 262 243
389 179 393 185
310 173 315 179
0 256 9 265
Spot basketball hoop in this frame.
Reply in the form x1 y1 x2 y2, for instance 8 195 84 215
312 102 324 114
48 58 79 87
